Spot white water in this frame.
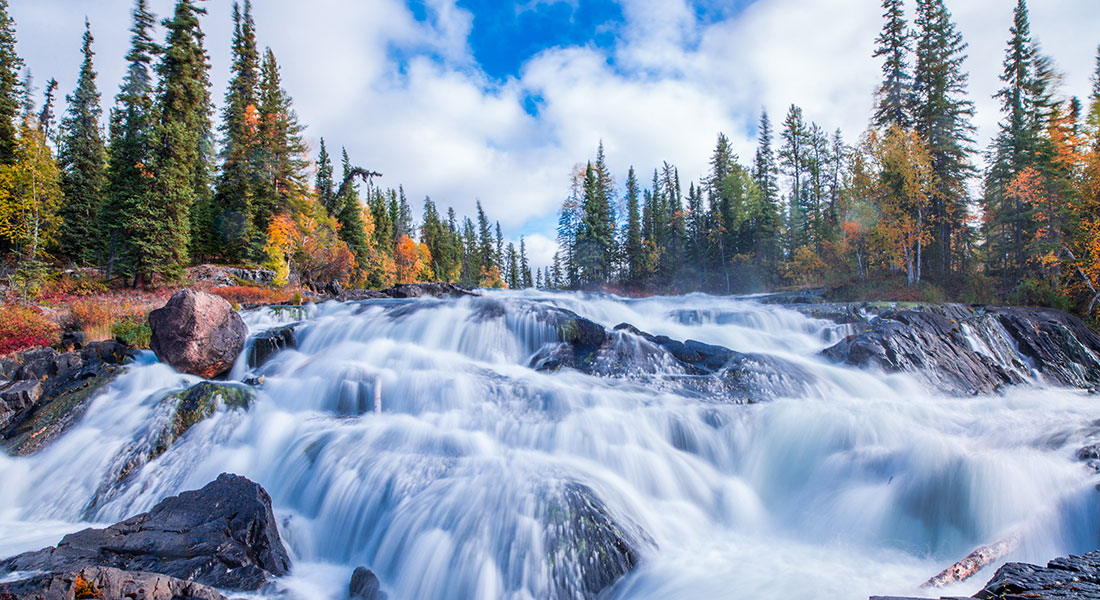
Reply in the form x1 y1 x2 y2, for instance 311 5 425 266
1 291 1098 599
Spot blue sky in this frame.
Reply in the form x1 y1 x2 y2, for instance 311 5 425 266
11 0 1100 268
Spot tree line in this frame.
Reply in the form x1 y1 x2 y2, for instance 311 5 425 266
0 0 538 294
550 0 1100 317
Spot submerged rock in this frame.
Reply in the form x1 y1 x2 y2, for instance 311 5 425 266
149 289 248 379
0 565 228 600
0 341 137 456
348 566 387 600
0 473 291 591
822 304 1100 395
540 482 652 599
248 324 298 369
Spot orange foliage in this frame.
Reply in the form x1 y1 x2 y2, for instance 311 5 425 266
394 235 423 283
264 196 357 289
210 286 293 307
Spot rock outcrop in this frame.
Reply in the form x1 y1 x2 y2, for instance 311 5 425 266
0 566 228 600
822 304 1100 395
0 473 291 592
187 264 275 288
1 341 137 456
149 289 248 379
336 282 480 302
247 324 298 369
528 305 819 402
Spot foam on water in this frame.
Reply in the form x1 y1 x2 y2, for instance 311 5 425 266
0 290 1097 599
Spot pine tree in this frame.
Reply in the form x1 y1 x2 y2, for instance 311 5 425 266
103 0 158 278
334 148 369 271
753 109 781 215
574 162 616 286
57 20 108 265
211 0 260 263
873 0 914 129
505 242 518 289
780 105 809 252
133 0 213 283
475 200 493 271
913 0 975 277
0 0 21 165
37 79 57 138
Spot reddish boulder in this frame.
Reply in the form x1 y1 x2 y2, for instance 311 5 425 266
149 289 248 379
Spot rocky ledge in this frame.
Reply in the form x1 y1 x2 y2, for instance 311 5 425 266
872 550 1100 600
0 473 291 597
814 303 1100 395
0 341 136 456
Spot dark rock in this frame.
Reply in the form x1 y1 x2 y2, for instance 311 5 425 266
149 289 249 379
0 565 228 600
149 382 254 461
248 325 297 369
540 482 652 599
348 567 386 600
58 328 85 353
755 289 828 304
384 282 479 299
0 380 42 429
1 342 136 456
187 264 276 288
1 473 291 591
1077 444 1100 461
973 551 1100 599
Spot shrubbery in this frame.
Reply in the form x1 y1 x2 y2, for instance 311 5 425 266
0 305 61 355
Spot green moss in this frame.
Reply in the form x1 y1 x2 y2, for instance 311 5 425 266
148 382 254 461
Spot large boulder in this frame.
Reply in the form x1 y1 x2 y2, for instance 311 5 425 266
0 566 227 600
348 567 387 600
149 289 248 379
0 473 291 591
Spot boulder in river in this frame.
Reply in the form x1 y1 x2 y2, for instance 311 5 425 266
149 289 249 379
348 566 387 600
0 473 291 591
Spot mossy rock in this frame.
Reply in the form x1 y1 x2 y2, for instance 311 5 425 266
149 382 254 461
2 368 123 456
247 325 298 369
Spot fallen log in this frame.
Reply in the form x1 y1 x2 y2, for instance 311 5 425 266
920 534 1020 589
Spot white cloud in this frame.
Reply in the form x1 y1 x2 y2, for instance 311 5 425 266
12 0 1100 272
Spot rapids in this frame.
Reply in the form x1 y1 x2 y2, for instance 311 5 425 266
1 291 1098 599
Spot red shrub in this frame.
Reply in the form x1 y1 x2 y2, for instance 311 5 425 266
0 305 61 355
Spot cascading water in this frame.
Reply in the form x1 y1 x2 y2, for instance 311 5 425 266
1 291 1098 599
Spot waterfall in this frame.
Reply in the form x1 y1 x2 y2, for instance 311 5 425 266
1 291 1097 599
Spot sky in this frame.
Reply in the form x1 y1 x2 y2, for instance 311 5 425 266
10 0 1100 269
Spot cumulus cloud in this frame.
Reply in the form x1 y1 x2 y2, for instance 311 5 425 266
12 0 1100 270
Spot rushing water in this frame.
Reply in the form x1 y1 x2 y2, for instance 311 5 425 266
1 291 1098 599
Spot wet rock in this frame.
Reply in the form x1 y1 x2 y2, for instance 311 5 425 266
248 325 297 369
0 565 228 600
1 473 291 591
973 551 1100 598
816 304 1100 395
149 382 254 461
149 289 249 379
1 341 137 456
755 289 828 304
540 482 652 599
0 355 19 379
348 567 386 600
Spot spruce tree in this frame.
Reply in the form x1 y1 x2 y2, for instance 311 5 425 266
780 105 809 253
913 0 975 277
103 0 158 278
212 0 260 263
752 109 780 214
254 47 306 251
506 242 518 289
873 0 914 129
57 20 108 265
574 162 615 286
623 166 643 284
334 148 369 270
316 137 335 211
519 236 532 288
38 79 57 137
133 0 213 282
0 0 21 165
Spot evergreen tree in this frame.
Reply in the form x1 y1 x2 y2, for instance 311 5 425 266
913 0 975 277
334 148 369 270
103 0 158 278
253 47 306 252
873 0 914 128
574 162 616 286
519 236 532 288
211 0 260 263
780 105 809 252
315 137 335 211
37 79 57 137
475 200 493 271
134 0 212 283
57 20 108 265
506 242 518 289
623 166 643 284
753 109 781 216
0 0 21 165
